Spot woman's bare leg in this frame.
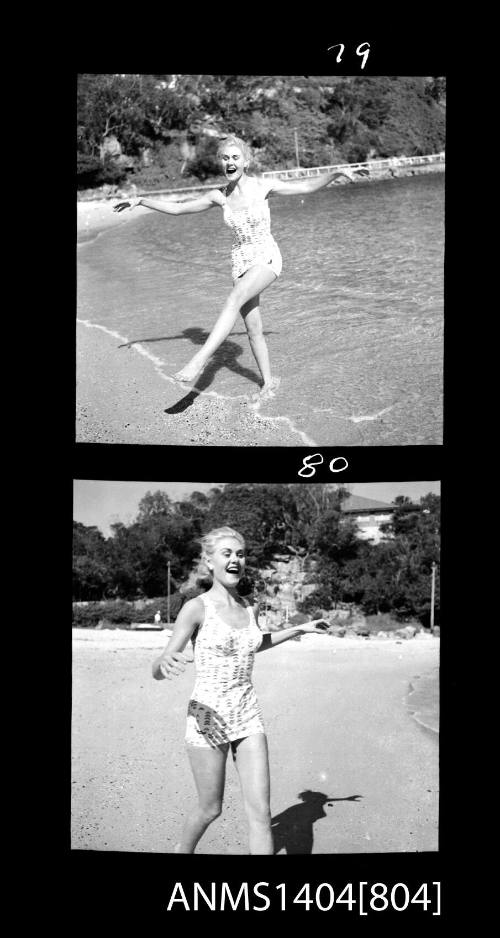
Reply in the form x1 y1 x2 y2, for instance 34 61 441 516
233 734 273 855
174 265 276 384
240 297 281 398
178 745 228 853
241 295 270 385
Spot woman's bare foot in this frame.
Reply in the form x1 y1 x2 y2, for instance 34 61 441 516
173 359 205 385
254 376 281 401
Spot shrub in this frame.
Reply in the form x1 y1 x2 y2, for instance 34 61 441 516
103 601 136 625
363 613 420 634
186 138 221 181
72 593 186 628
73 600 135 628
77 154 128 190
130 167 174 190
297 586 333 615
72 604 101 628
131 594 185 623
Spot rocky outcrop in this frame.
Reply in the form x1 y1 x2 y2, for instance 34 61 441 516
258 552 314 626
394 625 418 640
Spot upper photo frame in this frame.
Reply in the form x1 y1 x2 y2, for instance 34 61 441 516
77 72 445 447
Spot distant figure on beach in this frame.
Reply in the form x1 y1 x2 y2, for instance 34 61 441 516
114 135 354 400
152 526 329 854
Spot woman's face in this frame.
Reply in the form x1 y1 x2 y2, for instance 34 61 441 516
208 536 246 587
220 145 247 182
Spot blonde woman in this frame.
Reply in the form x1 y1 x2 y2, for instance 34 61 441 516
152 526 329 854
115 135 353 399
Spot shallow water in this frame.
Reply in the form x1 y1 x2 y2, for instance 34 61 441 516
407 666 439 735
77 174 444 445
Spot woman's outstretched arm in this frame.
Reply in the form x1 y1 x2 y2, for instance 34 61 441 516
256 618 329 652
152 597 203 680
265 169 355 197
114 191 222 216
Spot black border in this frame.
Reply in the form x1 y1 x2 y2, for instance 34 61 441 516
64 35 462 924
74 445 443 481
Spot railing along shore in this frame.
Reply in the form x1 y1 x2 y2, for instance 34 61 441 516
262 152 445 180
88 152 445 201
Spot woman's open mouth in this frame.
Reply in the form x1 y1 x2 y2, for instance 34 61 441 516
226 564 240 574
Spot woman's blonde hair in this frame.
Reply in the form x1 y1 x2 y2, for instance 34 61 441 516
200 526 245 567
216 135 252 164
183 527 247 593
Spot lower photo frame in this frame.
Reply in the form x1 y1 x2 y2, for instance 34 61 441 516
69 472 455 922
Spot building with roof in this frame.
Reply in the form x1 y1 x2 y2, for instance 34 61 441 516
340 494 394 543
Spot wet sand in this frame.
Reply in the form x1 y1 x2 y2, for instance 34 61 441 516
76 321 306 445
72 629 439 854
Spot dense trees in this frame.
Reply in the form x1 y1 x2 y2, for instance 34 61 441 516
73 485 440 626
73 523 111 601
77 75 446 190
299 492 441 626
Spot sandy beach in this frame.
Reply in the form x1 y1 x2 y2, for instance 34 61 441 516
72 629 439 855
76 320 310 445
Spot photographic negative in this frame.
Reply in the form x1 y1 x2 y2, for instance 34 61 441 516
72 480 440 855
76 75 445 447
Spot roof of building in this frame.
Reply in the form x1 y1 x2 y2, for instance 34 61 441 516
340 494 393 514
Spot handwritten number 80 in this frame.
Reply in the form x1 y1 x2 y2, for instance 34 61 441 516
298 453 349 479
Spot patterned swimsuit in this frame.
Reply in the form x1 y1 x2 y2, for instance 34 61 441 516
185 593 265 749
221 183 283 282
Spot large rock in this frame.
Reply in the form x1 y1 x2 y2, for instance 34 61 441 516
330 625 346 637
352 617 370 636
394 625 418 640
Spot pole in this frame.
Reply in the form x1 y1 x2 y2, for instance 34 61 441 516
294 128 300 168
430 562 436 633
167 560 171 624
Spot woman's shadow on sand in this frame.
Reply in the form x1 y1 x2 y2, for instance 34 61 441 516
119 327 277 414
272 790 362 855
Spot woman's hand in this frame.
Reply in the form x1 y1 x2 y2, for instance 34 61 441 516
113 199 140 213
153 651 190 680
301 619 330 634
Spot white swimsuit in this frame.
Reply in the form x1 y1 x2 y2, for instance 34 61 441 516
221 184 283 282
185 593 265 749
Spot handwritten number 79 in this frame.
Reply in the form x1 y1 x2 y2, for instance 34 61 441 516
327 42 371 70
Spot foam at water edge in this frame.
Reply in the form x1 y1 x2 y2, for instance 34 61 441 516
77 318 317 445
407 668 439 736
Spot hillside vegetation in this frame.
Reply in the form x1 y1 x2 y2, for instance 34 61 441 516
77 74 446 191
73 485 440 628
